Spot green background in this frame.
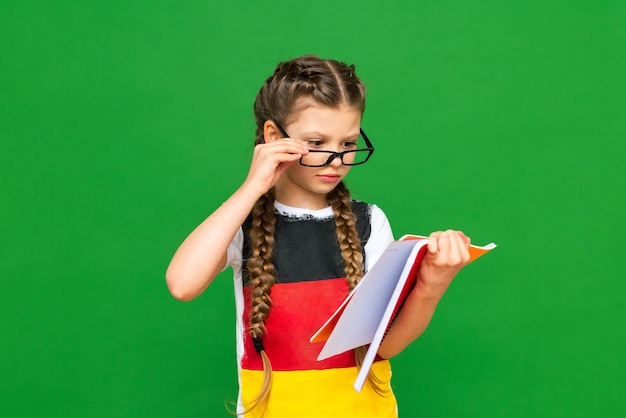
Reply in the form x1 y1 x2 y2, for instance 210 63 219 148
2 1 625 417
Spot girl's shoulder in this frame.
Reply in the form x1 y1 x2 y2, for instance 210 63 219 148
350 199 374 223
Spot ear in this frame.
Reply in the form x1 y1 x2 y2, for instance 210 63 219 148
263 120 285 143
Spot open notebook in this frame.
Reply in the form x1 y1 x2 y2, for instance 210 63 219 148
310 234 497 392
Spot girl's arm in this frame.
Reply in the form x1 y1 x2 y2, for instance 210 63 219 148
165 131 308 301
377 230 470 359
165 183 262 301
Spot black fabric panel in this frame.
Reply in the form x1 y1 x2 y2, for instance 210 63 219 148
242 200 371 285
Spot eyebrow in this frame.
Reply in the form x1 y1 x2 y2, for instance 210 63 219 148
300 131 361 140
299 131 328 138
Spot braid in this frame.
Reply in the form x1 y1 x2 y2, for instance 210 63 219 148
244 189 277 414
328 182 391 397
248 189 277 339
327 182 364 290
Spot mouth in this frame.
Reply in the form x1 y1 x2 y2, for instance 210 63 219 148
317 174 341 183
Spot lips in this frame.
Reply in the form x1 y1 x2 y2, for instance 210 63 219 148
317 174 341 183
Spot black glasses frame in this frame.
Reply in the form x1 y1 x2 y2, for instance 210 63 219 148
272 120 375 167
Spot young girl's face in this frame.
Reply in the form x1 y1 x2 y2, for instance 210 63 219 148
272 101 362 209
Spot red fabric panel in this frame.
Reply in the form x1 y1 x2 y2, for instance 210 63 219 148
241 278 357 371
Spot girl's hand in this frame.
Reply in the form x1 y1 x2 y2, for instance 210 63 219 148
416 230 471 299
377 230 472 358
243 138 308 196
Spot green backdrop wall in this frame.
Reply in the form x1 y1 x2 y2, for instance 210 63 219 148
2 1 625 417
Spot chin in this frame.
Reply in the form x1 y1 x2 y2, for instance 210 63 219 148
316 183 342 195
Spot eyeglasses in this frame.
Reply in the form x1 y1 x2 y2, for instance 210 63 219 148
273 121 375 167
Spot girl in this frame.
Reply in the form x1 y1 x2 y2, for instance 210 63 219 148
166 54 471 417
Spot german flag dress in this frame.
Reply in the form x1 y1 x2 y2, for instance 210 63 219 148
225 200 398 417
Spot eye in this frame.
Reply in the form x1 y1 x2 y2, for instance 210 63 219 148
307 139 324 147
342 141 358 149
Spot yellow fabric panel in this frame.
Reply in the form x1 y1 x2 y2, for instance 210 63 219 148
240 361 397 418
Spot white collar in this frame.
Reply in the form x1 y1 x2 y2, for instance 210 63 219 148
274 201 334 220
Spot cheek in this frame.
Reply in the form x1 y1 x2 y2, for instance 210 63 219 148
284 164 310 181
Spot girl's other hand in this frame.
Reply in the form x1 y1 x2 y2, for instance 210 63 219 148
243 139 308 196
416 230 471 299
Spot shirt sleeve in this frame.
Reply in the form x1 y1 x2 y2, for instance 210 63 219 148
224 227 244 272
364 204 394 271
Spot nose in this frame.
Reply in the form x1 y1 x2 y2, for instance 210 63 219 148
328 153 343 167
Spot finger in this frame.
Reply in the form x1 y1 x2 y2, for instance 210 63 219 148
438 230 452 257
258 137 306 149
447 230 465 263
263 140 308 155
268 155 303 187
457 230 471 246
456 231 471 263
274 159 298 178
271 154 304 175
277 152 304 165
448 230 471 264
284 142 308 156
427 232 440 254
256 143 308 163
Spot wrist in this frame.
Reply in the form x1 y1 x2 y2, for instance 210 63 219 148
411 279 447 304
238 179 267 201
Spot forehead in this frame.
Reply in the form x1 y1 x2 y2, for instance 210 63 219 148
286 102 362 137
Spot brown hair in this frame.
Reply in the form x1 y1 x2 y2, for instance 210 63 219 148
253 54 365 145
244 55 385 414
